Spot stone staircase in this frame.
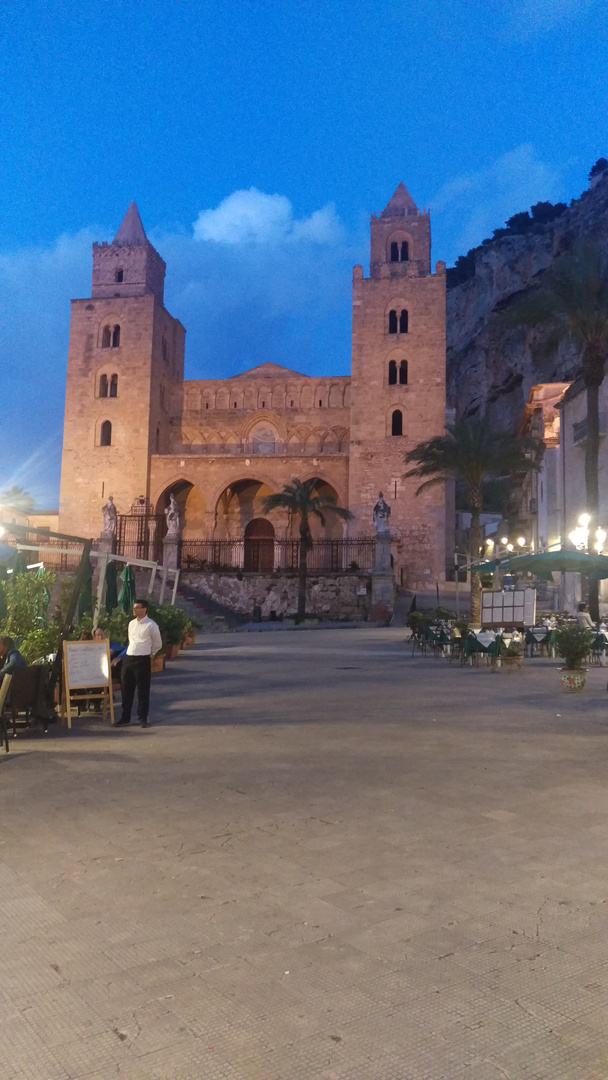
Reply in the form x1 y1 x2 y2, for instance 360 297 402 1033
175 581 247 631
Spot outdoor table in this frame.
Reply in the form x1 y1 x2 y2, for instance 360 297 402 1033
463 633 489 663
590 631 608 664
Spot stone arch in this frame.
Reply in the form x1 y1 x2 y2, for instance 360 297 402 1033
300 383 314 409
301 477 346 539
385 347 409 387
243 385 257 410
257 385 272 410
286 384 300 409
153 479 207 540
386 404 405 437
328 383 343 408
215 387 229 410
386 229 413 262
244 517 275 571
201 389 214 411
213 477 277 540
271 385 286 409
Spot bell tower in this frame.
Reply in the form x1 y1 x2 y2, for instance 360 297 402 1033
348 183 447 586
58 203 186 539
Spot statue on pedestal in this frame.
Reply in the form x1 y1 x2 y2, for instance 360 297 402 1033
101 495 117 536
373 492 391 536
164 493 181 537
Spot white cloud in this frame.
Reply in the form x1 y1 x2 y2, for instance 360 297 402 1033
431 144 562 264
193 187 343 245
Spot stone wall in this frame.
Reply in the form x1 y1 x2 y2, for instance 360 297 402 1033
181 571 371 620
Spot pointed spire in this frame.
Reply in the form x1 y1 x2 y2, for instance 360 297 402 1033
113 201 148 246
381 182 419 217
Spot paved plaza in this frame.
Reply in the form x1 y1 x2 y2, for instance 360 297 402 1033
1 628 608 1080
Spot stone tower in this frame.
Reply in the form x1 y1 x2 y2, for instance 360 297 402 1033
58 203 185 538
348 183 447 585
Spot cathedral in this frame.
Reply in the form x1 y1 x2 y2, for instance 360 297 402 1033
58 183 448 588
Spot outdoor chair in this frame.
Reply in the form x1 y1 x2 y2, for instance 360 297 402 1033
0 674 13 753
2 665 53 740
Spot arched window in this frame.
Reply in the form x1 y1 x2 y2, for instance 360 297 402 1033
101 326 111 348
99 374 108 398
399 309 408 334
391 410 403 437
388 360 397 385
100 420 112 446
399 360 408 385
109 374 118 398
252 426 276 455
112 324 121 348
115 268 123 283
388 310 398 334
390 242 399 262
400 241 409 261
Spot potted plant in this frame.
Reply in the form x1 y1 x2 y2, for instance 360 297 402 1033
555 623 593 692
501 642 523 671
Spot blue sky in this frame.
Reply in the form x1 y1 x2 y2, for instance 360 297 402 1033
0 0 605 506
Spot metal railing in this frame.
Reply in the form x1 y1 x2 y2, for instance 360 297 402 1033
116 514 164 562
180 537 376 574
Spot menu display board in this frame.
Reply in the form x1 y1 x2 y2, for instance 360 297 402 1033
62 640 114 727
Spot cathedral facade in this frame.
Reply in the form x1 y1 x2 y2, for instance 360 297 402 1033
58 183 447 587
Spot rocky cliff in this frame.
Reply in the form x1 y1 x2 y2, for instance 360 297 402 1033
446 169 608 432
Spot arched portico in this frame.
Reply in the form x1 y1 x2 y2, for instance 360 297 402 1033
154 479 207 539
214 478 278 539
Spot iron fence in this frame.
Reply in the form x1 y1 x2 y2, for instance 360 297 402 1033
180 537 376 574
116 514 164 562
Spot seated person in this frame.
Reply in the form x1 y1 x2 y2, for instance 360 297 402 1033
576 602 595 630
0 635 27 677
93 627 127 677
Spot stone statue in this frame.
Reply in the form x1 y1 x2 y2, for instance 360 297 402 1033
164 492 181 537
101 495 117 535
373 491 391 536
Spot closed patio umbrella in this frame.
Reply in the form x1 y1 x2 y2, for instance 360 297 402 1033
118 564 136 613
76 557 94 621
104 559 118 614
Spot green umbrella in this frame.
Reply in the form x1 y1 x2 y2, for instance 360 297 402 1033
8 549 27 575
118 564 136 614
470 549 608 580
104 559 118 614
76 557 94 621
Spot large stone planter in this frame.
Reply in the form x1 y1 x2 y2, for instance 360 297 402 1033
500 656 523 672
165 644 180 661
558 668 588 693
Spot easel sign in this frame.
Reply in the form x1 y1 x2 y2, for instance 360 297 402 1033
62 640 115 728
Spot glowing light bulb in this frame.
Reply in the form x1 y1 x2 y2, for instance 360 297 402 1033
517 537 526 547
501 536 508 545
579 513 590 527
507 543 514 551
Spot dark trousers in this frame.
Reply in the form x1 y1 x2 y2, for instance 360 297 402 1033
120 655 152 722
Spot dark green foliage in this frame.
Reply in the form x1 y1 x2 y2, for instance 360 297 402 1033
555 623 593 670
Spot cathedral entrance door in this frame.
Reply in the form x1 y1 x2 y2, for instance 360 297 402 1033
244 518 275 572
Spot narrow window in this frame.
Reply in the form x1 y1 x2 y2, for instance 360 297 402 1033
390 242 399 262
109 374 118 397
99 374 108 398
234 402 237 408
205 402 209 409
155 425 161 452
112 324 121 348
160 385 165 410
400 241 409 261
115 268 123 283
290 400 294 407
319 400 323 407
399 309 408 334
101 326 111 348
391 410 403 436
262 400 265 408
399 360 408 385
162 337 168 361
388 360 397 386
388 310 398 334
100 420 112 446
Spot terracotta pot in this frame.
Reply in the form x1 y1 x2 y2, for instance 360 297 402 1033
184 632 196 647
558 668 587 693
501 656 523 672
165 644 180 660
151 654 165 673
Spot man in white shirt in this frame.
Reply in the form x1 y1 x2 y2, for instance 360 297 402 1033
115 599 162 728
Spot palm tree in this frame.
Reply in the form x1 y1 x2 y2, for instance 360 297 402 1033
503 243 608 619
403 417 541 624
261 478 353 621
1 485 35 513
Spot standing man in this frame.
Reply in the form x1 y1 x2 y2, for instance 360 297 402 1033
115 599 162 729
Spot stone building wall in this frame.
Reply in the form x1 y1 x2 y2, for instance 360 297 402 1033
182 571 371 619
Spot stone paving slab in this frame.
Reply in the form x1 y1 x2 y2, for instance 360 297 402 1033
0 628 608 1078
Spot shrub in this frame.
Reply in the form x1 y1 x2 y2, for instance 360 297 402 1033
20 625 61 664
555 623 593 670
